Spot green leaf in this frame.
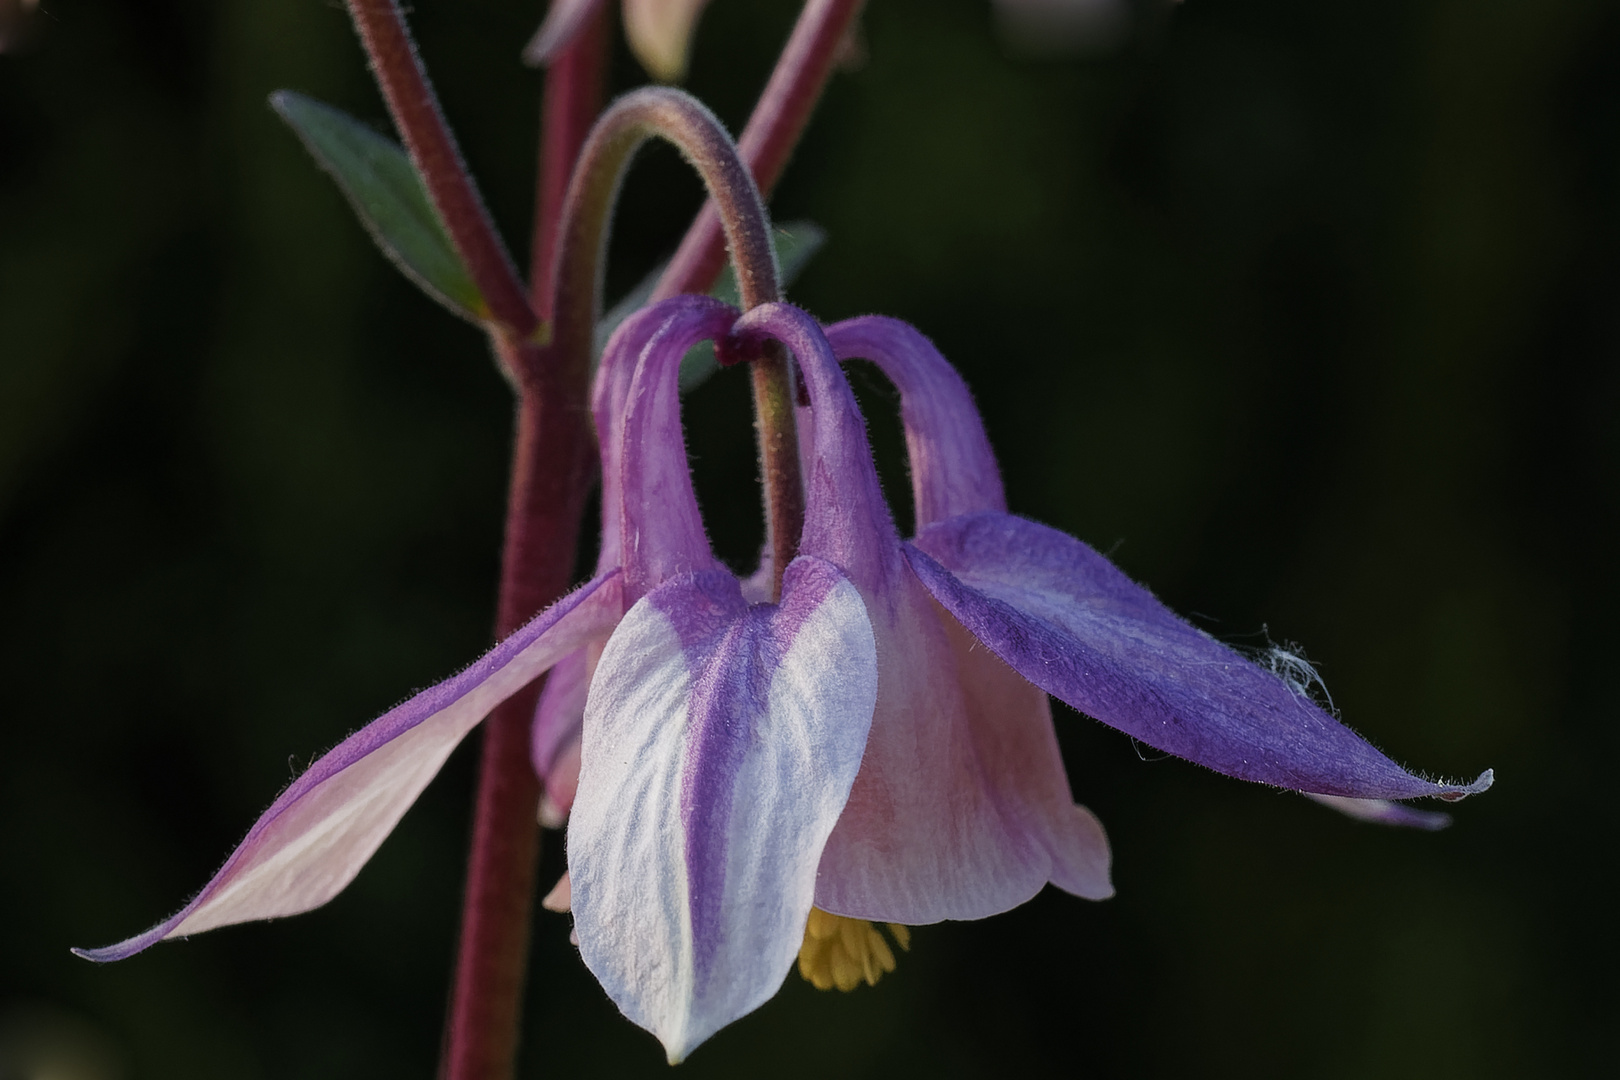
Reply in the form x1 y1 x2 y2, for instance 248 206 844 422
270 91 487 323
593 221 828 393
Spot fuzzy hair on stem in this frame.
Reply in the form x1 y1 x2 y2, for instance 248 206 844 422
547 87 804 598
345 0 538 339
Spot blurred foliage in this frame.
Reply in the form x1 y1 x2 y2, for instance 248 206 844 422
2 0 1618 1076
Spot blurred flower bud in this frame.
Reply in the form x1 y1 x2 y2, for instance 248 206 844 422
623 0 711 83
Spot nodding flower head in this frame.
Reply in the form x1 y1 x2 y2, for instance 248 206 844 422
76 295 1491 1064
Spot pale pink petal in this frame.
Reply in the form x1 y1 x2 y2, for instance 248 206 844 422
815 568 1113 922
541 872 573 913
531 643 598 826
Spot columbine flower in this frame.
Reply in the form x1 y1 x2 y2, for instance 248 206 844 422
78 294 1490 1064
525 0 712 83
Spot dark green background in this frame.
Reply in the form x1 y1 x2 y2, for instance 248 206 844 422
3 0 1616 1076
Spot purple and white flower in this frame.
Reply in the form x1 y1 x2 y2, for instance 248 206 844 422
77 294 1490 1063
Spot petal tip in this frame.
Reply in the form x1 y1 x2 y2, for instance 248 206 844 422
1409 811 1454 832
70 919 180 963
70 939 147 964
537 794 569 828
652 1022 697 1066
541 873 572 913
1439 768 1494 802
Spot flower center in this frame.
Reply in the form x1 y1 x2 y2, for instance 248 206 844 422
796 908 911 992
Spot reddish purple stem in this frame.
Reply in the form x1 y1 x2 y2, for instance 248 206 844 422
655 0 865 300
436 15 609 1080
346 0 539 339
440 341 597 1080
530 10 610 317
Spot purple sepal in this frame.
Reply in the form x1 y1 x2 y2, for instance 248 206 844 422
906 511 1493 803
75 570 625 963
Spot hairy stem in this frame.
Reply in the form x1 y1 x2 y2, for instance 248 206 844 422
550 87 802 597
440 339 595 1080
529 7 609 316
346 0 538 338
437 16 607 1080
653 0 864 300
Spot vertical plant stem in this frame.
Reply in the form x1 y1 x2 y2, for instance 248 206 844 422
529 7 610 315
654 0 864 300
441 338 596 1080
346 0 538 338
435 15 607 1080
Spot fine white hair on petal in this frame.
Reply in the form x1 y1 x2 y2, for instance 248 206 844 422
1257 633 1339 717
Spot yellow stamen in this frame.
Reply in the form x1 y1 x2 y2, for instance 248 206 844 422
796 908 912 992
